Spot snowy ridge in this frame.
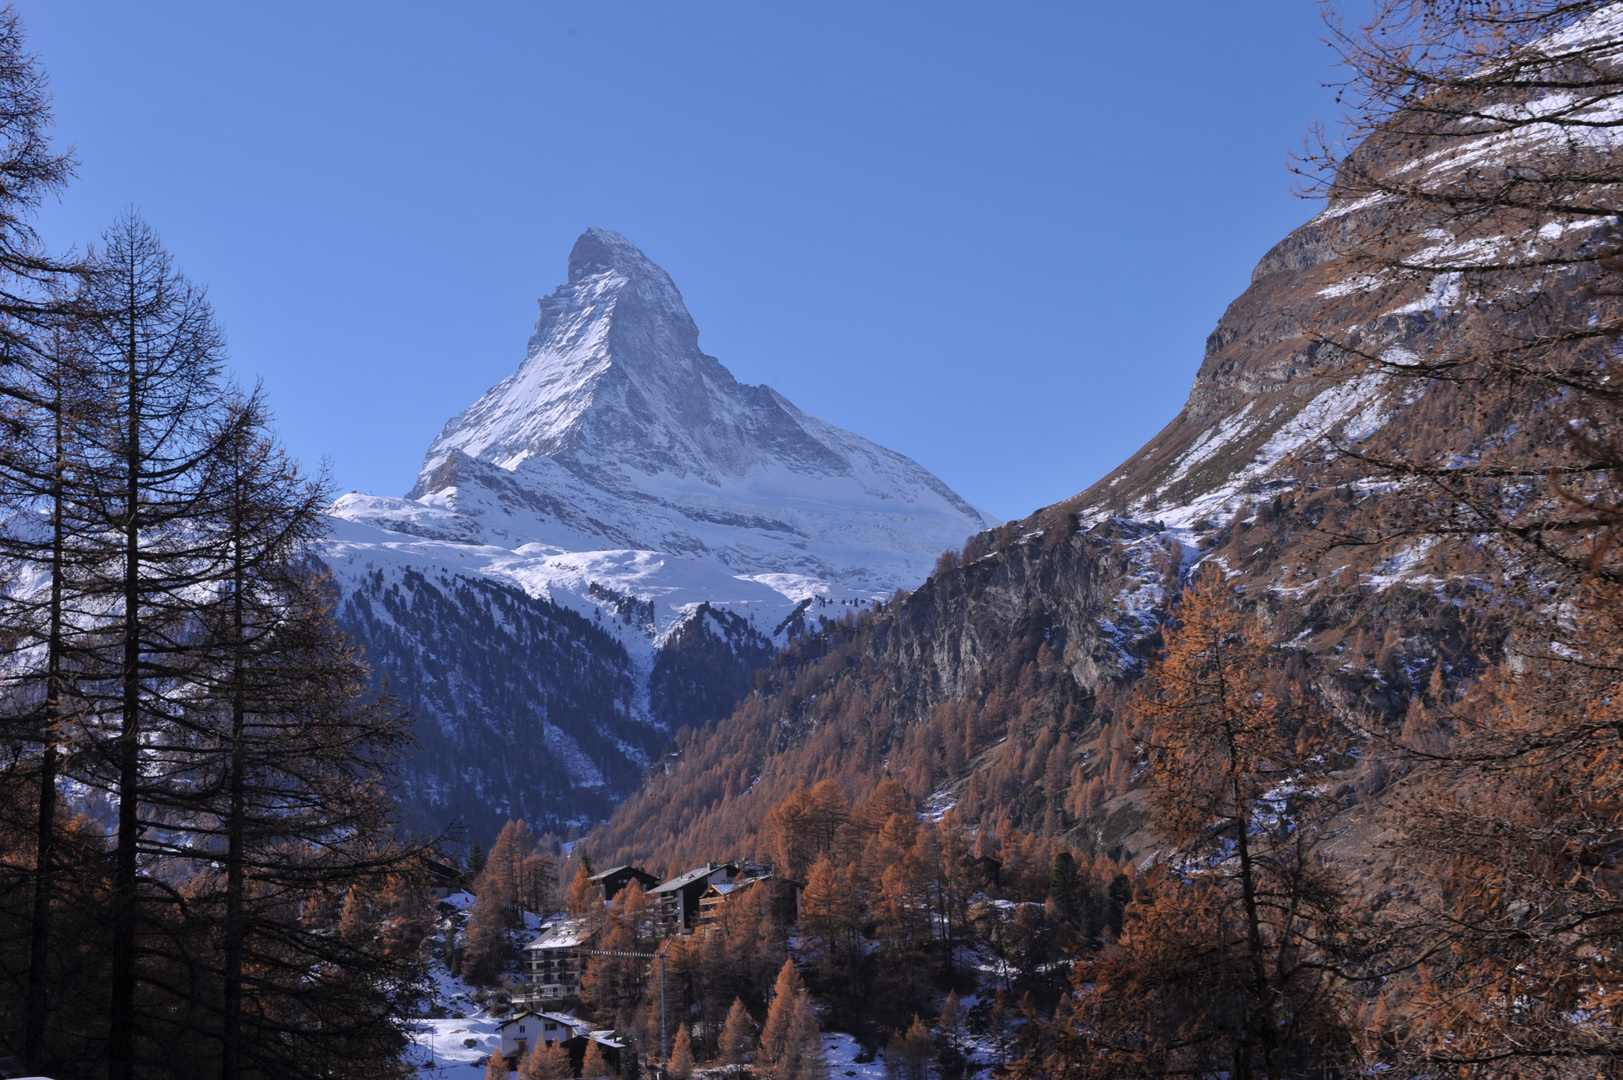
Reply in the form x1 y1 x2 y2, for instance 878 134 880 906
322 229 994 833
332 227 994 619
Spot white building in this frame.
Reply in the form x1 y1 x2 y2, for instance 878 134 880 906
496 1010 583 1063
522 917 596 1000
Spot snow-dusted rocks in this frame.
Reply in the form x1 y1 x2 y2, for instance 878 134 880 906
339 227 993 593
323 228 994 836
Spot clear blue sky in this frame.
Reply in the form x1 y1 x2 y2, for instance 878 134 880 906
21 2 1342 524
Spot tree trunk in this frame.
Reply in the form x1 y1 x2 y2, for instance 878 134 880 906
221 482 247 1080
109 265 140 1080
25 393 67 1065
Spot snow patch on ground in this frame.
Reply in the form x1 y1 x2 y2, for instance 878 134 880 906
1166 403 1257 484
822 1031 886 1080
405 1015 501 1080
1365 537 1442 589
922 788 958 822
1128 371 1391 541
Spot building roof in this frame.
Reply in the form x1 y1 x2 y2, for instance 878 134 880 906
589 864 656 884
524 917 595 951
499 1010 588 1036
650 862 735 895
420 856 464 883
702 871 774 899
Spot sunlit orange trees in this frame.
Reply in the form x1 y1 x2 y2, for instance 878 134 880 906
1024 571 1356 1079
1363 585 1623 1076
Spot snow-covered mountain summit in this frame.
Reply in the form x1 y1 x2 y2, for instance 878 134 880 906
322 229 994 836
336 227 993 593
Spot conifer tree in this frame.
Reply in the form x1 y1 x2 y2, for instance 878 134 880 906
73 209 232 1080
720 997 754 1068
787 994 826 1080
0 317 98 1073
536 1041 573 1080
1026 571 1353 1079
581 1039 612 1079
465 820 540 985
565 859 596 916
759 959 805 1070
1292 4 1623 1074
144 392 426 1079
583 878 655 1012
462 890 513 987
486 1048 512 1080
798 859 864 1018
935 992 966 1077
0 213 431 1080
0 11 98 1067
898 1017 931 1080
668 1024 694 1079
518 1042 545 1080
479 819 553 916
522 1039 576 1080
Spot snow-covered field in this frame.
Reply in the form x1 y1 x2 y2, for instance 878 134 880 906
821 1031 887 1080
405 1014 502 1079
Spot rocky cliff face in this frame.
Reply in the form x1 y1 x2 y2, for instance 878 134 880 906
322 229 994 838
590 175 1531 868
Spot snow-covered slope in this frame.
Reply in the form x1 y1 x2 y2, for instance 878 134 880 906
323 229 994 837
336 227 992 595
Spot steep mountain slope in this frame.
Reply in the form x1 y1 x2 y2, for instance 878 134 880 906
322 229 994 837
590 150 1564 869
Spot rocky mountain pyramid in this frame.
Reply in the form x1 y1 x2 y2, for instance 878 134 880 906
323 228 995 837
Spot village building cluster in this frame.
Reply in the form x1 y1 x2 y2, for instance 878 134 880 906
485 860 803 1070
520 861 801 1002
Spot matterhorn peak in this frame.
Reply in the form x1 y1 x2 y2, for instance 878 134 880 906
322 229 997 834
567 226 669 285
360 228 993 586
